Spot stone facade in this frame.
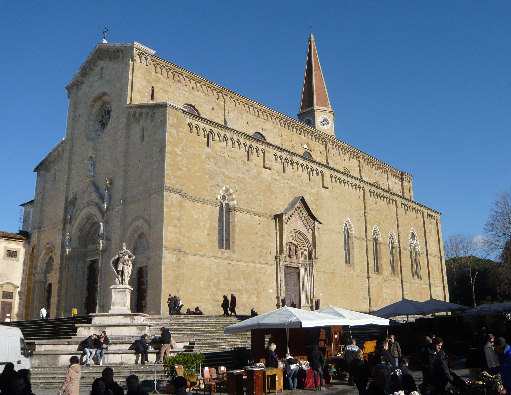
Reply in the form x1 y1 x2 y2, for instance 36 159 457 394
24 39 448 318
0 232 28 321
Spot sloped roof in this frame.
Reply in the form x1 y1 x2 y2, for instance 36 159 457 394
299 34 331 112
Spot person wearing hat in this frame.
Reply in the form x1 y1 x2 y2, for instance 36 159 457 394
494 337 511 393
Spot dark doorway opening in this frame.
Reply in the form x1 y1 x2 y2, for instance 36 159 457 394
284 266 300 308
86 259 99 314
136 266 148 313
45 283 52 317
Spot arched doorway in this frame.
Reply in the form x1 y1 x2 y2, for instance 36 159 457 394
131 232 149 313
69 216 101 315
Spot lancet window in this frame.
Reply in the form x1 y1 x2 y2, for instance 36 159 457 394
343 220 354 266
389 232 397 275
372 226 382 273
218 187 236 250
409 230 421 279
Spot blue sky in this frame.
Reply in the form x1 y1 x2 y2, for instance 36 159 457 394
0 1 509 244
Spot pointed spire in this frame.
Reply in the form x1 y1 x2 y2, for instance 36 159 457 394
299 34 331 112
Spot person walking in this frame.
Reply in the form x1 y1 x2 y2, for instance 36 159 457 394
388 334 402 368
84 334 98 366
96 331 110 366
58 356 81 395
344 338 360 385
221 295 229 316
135 334 150 364
229 294 237 316
157 327 172 363
307 345 325 391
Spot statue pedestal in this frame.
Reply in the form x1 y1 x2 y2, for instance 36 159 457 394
109 284 133 314
76 285 148 337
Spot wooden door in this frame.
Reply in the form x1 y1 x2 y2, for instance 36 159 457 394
1 301 12 322
85 259 98 314
45 283 52 317
136 266 148 313
284 266 300 308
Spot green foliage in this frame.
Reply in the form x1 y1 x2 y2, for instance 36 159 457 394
163 352 205 381
446 256 503 305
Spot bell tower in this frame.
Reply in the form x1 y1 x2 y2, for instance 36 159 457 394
297 34 335 135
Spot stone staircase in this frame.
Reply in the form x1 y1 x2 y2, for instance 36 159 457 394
145 315 251 353
0 315 92 340
2 314 252 390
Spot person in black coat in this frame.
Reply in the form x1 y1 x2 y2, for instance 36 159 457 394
265 343 279 368
350 349 369 394
364 364 391 395
373 338 394 369
221 295 229 316
101 367 124 395
307 345 325 391
135 334 149 364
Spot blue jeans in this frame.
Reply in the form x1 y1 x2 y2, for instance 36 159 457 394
313 368 324 388
96 348 106 364
84 348 95 365
287 366 299 390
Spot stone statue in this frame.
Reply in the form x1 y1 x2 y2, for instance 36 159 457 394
110 243 135 285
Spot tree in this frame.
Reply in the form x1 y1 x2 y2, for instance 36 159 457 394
444 234 487 307
484 188 511 257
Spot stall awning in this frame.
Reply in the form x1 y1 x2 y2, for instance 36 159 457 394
317 306 389 326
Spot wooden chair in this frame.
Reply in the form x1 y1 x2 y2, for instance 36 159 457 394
216 366 227 392
203 367 217 394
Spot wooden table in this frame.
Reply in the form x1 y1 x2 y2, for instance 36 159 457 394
263 368 283 394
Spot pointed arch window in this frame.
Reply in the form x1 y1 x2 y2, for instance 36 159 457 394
372 226 382 273
218 187 236 250
303 151 313 160
343 220 354 266
409 230 421 279
389 232 398 275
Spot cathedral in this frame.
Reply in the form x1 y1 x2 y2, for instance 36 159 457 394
22 35 448 318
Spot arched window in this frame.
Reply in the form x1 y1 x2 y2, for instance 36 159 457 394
409 230 421 279
183 104 199 116
389 232 398 275
218 187 236 250
343 220 354 266
303 151 313 159
253 132 266 141
372 226 382 273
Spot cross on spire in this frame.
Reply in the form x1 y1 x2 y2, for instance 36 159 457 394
102 27 109 43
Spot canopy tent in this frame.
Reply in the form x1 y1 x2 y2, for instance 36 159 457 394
371 298 431 318
462 301 511 315
224 306 349 334
317 306 389 326
421 298 468 314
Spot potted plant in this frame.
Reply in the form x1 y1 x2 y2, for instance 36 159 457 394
163 352 205 393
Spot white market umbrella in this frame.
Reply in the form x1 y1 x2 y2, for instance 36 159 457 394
223 306 351 334
317 305 389 326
